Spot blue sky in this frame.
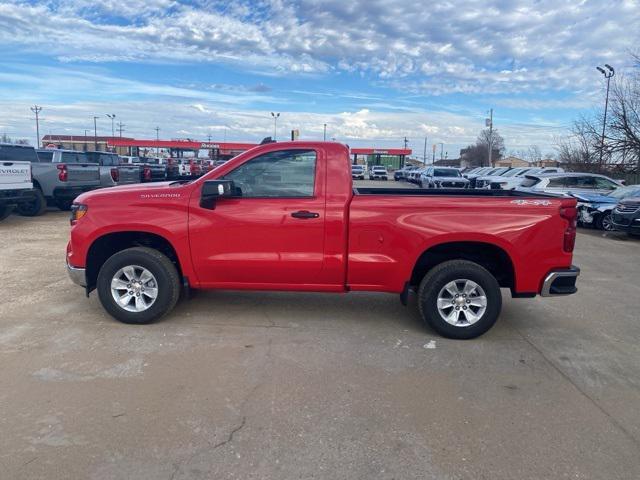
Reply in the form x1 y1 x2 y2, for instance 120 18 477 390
1 0 639 158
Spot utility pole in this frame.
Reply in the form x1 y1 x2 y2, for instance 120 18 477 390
154 126 160 157
423 137 427 165
30 105 42 147
439 142 444 161
93 116 99 151
271 112 280 140
596 64 615 165
403 136 408 149
117 122 125 138
323 123 327 141
432 144 436 164
84 129 88 151
487 108 493 167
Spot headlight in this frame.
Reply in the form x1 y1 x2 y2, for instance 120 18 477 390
70 204 88 224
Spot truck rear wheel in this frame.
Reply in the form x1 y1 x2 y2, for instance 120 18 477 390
97 247 180 324
17 189 47 217
417 260 502 339
0 204 14 221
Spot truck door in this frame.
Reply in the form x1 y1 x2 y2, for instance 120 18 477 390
188 148 328 287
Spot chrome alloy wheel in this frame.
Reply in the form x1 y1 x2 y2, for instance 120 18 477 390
436 279 487 327
110 265 158 312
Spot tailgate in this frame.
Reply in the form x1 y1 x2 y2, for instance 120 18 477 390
118 165 141 183
0 161 33 190
66 163 101 185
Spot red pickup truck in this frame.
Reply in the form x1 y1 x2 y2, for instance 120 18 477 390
66 142 579 339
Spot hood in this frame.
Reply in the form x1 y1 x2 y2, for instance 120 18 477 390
619 196 640 205
432 176 469 182
571 192 617 204
75 181 182 203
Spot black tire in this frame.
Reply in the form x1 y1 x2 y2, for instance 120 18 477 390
17 189 47 217
417 260 502 339
55 199 73 211
595 212 615 231
0 204 13 221
97 247 181 324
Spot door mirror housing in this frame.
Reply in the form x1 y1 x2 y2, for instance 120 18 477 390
200 180 234 209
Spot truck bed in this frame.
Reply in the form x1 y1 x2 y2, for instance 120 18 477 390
353 187 558 198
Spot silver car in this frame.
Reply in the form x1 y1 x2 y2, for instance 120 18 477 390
476 167 564 190
518 172 623 196
419 167 469 189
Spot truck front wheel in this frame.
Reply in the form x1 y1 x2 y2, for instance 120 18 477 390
417 260 502 339
97 247 180 324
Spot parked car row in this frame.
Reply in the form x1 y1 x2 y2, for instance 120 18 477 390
0 143 218 220
351 164 389 180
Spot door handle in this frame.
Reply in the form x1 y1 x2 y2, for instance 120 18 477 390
291 210 320 219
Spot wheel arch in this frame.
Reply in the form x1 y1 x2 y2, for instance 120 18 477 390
85 231 183 293
409 241 516 291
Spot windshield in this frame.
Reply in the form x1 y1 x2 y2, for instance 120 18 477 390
608 185 640 199
501 168 528 177
433 168 461 177
352 165 364 170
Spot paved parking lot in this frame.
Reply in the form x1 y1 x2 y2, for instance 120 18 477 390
1 195 639 479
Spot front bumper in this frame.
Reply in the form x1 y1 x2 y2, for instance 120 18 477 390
66 260 86 287
540 266 580 296
611 212 640 234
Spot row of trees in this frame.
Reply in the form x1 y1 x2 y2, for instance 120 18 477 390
0 134 30 145
556 53 640 174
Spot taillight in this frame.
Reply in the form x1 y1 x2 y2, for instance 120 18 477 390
560 206 577 253
57 163 68 182
110 167 119 182
143 166 152 181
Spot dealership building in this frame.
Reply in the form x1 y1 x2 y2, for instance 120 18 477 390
41 135 412 167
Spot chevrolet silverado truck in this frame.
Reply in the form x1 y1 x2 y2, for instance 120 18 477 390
0 144 38 220
66 142 580 339
11 147 101 215
84 151 141 187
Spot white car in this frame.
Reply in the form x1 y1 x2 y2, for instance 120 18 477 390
476 167 564 190
369 166 388 180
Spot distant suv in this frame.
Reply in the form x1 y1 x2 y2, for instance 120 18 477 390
611 195 640 235
369 165 388 180
518 172 623 196
0 144 38 220
351 164 365 180
83 151 141 187
419 167 469 189
394 165 418 181
10 147 101 215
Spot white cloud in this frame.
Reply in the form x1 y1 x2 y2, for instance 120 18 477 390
0 0 638 94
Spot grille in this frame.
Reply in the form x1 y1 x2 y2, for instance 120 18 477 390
615 203 640 213
441 181 466 188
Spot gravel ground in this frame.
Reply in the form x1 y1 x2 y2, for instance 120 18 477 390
0 194 639 480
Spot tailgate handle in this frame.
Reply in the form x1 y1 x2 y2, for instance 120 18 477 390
291 210 319 219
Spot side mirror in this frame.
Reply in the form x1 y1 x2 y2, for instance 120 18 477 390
200 180 234 209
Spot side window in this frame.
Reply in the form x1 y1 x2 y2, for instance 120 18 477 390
222 149 316 198
575 176 596 189
594 177 617 190
61 152 79 163
548 177 566 188
37 151 53 163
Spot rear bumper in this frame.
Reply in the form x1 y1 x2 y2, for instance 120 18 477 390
53 185 99 201
0 188 38 206
66 260 86 287
540 266 580 296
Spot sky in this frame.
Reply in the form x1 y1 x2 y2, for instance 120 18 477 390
0 0 639 159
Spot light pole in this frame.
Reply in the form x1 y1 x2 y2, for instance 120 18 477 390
30 105 42 147
93 116 99 151
84 129 88 151
596 64 615 165
323 123 327 141
106 114 116 137
271 112 280 140
423 137 427 166
154 126 160 157
439 142 444 161
486 109 493 167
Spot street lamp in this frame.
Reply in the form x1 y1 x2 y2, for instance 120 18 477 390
271 112 280 140
596 64 615 164
106 114 116 138
30 105 42 147
323 123 327 141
